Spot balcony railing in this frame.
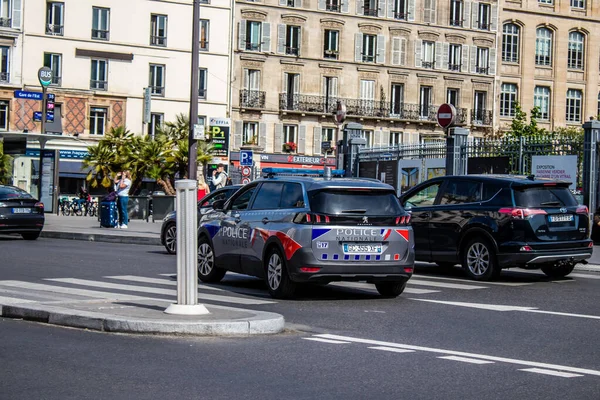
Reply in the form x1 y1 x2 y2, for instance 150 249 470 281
0 18 11 27
477 21 490 30
90 80 107 90
151 35 167 46
285 46 299 56
475 66 489 74
448 63 461 71
46 24 64 35
363 7 378 16
362 54 375 63
471 109 493 126
245 41 261 51
0 72 9 82
422 61 435 69
449 19 463 27
326 3 341 11
393 11 408 20
240 89 266 109
92 29 109 40
324 49 339 59
150 86 165 96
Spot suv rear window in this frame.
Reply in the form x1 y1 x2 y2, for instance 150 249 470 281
309 189 403 215
0 186 33 200
513 186 578 207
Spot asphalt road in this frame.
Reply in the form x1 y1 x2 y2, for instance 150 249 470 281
1 236 600 399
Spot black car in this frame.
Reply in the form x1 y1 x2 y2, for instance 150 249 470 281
160 185 241 254
399 175 593 281
0 185 45 240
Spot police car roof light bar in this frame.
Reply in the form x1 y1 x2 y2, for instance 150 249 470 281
262 167 346 177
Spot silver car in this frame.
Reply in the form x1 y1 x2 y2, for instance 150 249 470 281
197 170 415 299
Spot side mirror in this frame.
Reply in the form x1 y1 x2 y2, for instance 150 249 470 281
212 199 226 211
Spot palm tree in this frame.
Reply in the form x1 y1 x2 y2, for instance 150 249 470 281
0 141 13 185
137 135 176 194
82 142 119 189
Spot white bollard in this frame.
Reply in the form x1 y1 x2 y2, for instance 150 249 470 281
164 179 209 315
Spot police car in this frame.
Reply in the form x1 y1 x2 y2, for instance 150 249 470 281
197 168 415 299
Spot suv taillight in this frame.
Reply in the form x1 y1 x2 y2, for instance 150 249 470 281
395 215 411 225
499 207 547 219
576 205 589 214
293 213 330 224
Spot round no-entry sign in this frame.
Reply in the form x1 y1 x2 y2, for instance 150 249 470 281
437 103 457 129
335 101 346 124
241 166 251 177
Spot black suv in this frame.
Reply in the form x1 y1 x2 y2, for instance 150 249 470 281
399 175 593 281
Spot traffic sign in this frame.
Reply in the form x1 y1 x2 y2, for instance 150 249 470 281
38 67 53 87
335 101 346 124
241 166 251 177
33 111 54 122
193 124 205 140
241 177 251 184
240 150 253 166
437 103 457 129
321 141 331 150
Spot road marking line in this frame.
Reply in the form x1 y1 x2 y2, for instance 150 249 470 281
568 273 600 280
519 368 583 378
302 338 351 344
438 356 495 365
331 281 439 295
0 295 36 304
369 346 415 353
45 278 275 305
105 275 225 292
411 299 535 312
524 309 600 320
312 334 600 377
408 279 487 290
414 275 533 287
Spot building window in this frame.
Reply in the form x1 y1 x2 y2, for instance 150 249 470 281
89 107 107 135
363 0 378 16
538 0 552 4
91 7 110 40
283 125 297 151
324 30 339 59
477 3 490 30
0 100 8 131
246 21 262 51
566 89 582 123
200 20 209 51
447 88 459 107
322 127 335 143
0 0 10 27
390 83 404 116
535 27 552 66
502 24 519 63
362 34 377 63
360 130 373 147
568 31 584 70
43 53 62 86
473 91 487 123
90 59 107 90
449 0 463 26
149 64 165 96
285 25 300 56
46 2 64 35
423 0 436 23
598 92 600 118
393 0 408 20
389 131 403 146
419 86 432 119
149 113 164 139
448 44 461 71
534 86 550 120
243 122 258 146
422 41 435 69
150 14 167 46
198 68 207 99
500 83 518 117
326 0 341 12
476 47 489 74
0 46 9 82
571 0 584 8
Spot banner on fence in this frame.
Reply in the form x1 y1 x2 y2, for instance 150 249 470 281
531 155 577 189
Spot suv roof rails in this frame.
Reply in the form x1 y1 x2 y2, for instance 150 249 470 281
262 167 346 178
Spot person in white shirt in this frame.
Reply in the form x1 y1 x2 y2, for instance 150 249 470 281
211 163 228 189
114 170 132 229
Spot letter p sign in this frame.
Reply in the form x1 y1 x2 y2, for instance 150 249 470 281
240 150 253 166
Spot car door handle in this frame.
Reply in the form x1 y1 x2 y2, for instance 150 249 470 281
417 212 431 218
262 218 270 224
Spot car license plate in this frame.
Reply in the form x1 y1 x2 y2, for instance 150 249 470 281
549 214 573 223
343 243 382 254
12 208 31 214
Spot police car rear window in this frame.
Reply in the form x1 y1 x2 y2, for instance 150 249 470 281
308 189 403 215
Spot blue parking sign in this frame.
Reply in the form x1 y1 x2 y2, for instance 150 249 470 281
240 150 253 166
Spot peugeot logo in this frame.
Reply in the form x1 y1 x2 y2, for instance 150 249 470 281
362 216 369 224
560 207 567 214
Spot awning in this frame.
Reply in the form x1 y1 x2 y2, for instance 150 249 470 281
59 160 91 177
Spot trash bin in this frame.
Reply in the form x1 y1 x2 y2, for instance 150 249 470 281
151 195 175 222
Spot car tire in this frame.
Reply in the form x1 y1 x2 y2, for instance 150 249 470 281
265 247 297 299
375 280 407 298
21 232 40 241
541 264 575 279
163 223 177 255
197 237 226 283
462 238 500 281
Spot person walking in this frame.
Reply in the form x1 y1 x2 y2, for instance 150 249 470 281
114 170 132 229
211 163 228 190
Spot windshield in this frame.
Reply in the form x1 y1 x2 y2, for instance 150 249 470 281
309 189 404 215
0 186 33 200
514 186 577 207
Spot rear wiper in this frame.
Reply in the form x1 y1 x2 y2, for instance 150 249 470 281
340 209 367 214
540 201 561 206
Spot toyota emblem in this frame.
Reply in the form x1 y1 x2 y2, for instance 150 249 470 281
560 207 567 213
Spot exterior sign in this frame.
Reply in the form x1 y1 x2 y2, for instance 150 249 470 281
33 111 54 122
230 152 336 166
143 87 151 124
240 150 253 166
38 67 53 87
437 103 457 129
26 149 88 159
208 117 231 161
14 91 55 101
335 101 347 124
321 141 332 150
531 155 578 189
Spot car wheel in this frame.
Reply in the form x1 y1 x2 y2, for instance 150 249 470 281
163 223 177 254
197 237 226 283
265 247 297 299
462 238 500 281
375 280 407 298
21 232 40 241
541 263 575 279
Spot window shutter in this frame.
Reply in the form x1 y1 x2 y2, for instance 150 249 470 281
461 44 469 72
12 0 22 28
318 0 326 10
356 0 364 15
400 38 407 65
293 74 300 94
430 0 437 24
408 0 415 21
376 34 386 64
382 130 390 146
355 33 363 62
415 39 422 67
243 69 249 89
374 130 382 147
238 20 247 50
471 2 478 29
378 0 387 17
296 0 303 7
434 41 443 69
470 46 477 73
331 77 338 97
442 42 449 70
410 132 420 144
274 124 283 153
298 125 306 153
282 73 288 94
297 27 302 56
262 22 271 52
463 1 471 28
341 0 349 13
489 47 496 74
234 121 243 150
490 4 498 31
392 37 401 65
277 24 286 54
313 126 322 155
259 123 267 149
387 0 394 18
423 0 431 22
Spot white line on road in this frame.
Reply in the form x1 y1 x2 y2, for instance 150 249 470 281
523 309 600 320
408 279 488 290
105 275 224 292
369 346 415 354
413 274 533 287
311 334 600 377
302 338 351 344
519 368 583 378
438 356 495 365
330 281 439 295
0 295 36 304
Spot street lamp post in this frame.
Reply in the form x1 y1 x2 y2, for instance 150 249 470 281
188 0 201 181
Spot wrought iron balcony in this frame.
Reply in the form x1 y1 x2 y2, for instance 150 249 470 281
90 80 107 91
151 35 167 46
324 49 339 59
92 29 109 40
240 90 266 109
285 46 299 56
46 24 64 35
363 7 378 16
456 107 468 125
477 21 491 30
0 72 9 83
448 63 461 71
471 109 493 126
393 11 408 20
244 41 261 51
449 19 463 27
475 66 489 74
326 2 341 11
0 18 11 27
422 61 435 69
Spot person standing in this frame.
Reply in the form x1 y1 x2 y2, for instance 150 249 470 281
211 164 228 190
114 170 132 229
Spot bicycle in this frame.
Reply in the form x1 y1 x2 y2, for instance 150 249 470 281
86 200 98 217
58 197 71 216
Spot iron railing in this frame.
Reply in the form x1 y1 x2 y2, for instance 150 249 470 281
90 80 107 90
92 29 109 40
363 7 378 16
477 21 491 30
326 2 341 11
286 46 299 56
448 63 461 71
150 86 165 96
0 72 9 82
46 24 64 35
449 19 463 27
393 11 408 20
471 109 493 126
0 18 11 27
151 35 167 46
240 90 266 109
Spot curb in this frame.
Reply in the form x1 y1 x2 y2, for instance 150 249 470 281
40 230 161 246
0 303 285 336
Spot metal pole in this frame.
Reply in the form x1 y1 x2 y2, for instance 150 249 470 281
38 87 47 202
165 179 208 315
187 0 201 181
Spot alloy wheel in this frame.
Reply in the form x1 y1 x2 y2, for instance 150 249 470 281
165 225 177 253
268 253 282 290
466 242 490 276
198 243 214 276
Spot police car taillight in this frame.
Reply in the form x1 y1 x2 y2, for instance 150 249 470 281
395 215 411 225
293 213 330 224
